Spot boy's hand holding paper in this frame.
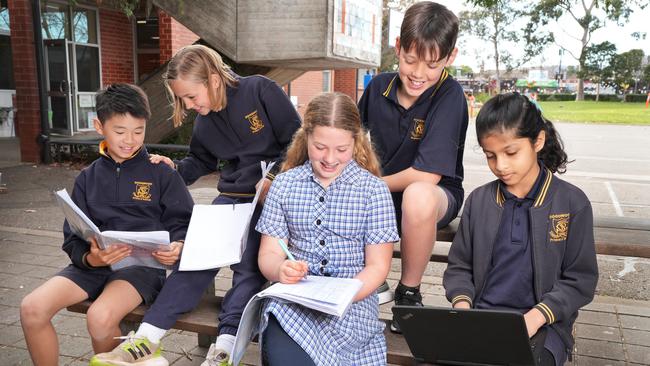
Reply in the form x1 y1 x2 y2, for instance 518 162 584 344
86 237 131 267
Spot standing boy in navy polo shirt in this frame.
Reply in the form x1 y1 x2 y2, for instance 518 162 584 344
358 1 468 333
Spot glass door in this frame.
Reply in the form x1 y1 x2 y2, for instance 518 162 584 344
44 38 73 135
41 2 101 135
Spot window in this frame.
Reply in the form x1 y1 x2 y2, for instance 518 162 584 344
322 70 331 92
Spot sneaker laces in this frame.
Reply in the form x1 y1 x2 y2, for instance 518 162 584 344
113 332 148 350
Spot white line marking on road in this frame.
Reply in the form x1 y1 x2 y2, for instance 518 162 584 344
605 181 624 217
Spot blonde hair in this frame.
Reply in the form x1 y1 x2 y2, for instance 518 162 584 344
282 92 382 177
163 44 239 127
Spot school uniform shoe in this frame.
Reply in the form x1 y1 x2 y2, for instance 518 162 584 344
89 331 168 366
200 343 230 366
376 281 394 305
390 282 423 334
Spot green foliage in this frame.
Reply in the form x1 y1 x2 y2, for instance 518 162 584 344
624 94 649 103
528 0 647 99
537 94 576 101
380 0 417 72
447 65 474 77
475 92 491 103
610 49 645 92
579 41 616 81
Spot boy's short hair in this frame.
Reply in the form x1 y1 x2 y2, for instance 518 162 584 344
95 83 151 123
399 1 459 62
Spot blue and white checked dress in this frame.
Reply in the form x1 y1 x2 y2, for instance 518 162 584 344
255 160 400 365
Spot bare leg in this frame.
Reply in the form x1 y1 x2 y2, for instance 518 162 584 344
399 182 448 287
20 276 88 366
86 280 143 353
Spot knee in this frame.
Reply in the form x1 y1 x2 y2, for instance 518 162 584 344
86 304 120 340
402 182 440 219
20 293 51 328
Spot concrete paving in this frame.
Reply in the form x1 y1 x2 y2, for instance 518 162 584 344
1 125 649 365
0 163 648 365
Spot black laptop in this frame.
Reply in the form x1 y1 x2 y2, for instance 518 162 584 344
392 305 537 366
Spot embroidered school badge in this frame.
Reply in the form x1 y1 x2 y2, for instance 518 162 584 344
410 118 425 140
549 213 570 242
132 181 152 202
245 110 265 134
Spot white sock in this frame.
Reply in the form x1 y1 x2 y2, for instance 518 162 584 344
214 334 236 355
135 322 167 344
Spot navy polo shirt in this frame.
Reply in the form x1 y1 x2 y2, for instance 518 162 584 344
176 74 301 196
476 163 547 311
358 70 468 205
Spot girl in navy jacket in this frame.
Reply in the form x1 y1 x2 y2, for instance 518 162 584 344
443 93 598 366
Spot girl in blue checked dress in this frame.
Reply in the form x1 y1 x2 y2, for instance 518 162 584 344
256 92 400 365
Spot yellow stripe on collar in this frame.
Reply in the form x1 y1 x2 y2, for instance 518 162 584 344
429 69 449 98
383 75 398 97
533 169 553 207
496 184 505 207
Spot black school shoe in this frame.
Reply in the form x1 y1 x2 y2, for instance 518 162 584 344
390 282 423 333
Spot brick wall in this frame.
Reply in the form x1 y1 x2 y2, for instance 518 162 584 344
99 9 134 85
333 69 358 100
286 71 326 118
159 10 199 64
8 0 41 162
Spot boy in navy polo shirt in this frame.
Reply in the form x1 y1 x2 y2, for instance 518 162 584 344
20 84 194 365
358 1 468 333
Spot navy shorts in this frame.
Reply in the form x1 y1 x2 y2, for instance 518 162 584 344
391 185 459 235
57 264 166 305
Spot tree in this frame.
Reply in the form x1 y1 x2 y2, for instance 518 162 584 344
579 41 616 101
610 49 645 94
460 0 549 94
530 0 648 101
380 0 416 72
447 65 475 78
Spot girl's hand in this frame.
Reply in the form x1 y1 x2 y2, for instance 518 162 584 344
87 237 131 267
524 307 547 338
149 154 175 169
277 260 308 284
152 241 184 265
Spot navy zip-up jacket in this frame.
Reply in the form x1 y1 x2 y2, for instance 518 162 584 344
175 74 301 196
62 143 194 269
444 171 598 351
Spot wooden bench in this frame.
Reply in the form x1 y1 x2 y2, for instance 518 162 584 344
67 216 650 365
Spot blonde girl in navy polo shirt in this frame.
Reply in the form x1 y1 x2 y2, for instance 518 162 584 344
256 92 400 365
92 45 301 366
444 93 598 366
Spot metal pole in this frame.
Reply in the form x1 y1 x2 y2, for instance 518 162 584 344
31 0 51 163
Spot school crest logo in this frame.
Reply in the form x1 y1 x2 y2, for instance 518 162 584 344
245 110 265 134
410 118 425 140
132 181 152 202
549 213 570 242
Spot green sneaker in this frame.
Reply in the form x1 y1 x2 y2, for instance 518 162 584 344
89 331 168 366
200 343 230 366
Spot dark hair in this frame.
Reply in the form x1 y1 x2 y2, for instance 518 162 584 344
399 1 459 62
476 92 569 173
95 83 151 123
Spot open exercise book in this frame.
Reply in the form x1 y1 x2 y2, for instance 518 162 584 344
229 276 363 366
179 161 276 271
54 189 171 271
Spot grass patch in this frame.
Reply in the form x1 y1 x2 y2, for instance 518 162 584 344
537 101 650 125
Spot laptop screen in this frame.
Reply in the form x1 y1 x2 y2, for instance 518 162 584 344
392 305 536 366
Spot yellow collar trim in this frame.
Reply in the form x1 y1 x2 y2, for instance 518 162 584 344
495 168 553 208
99 141 142 162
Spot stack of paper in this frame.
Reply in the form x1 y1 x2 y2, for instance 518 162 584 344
229 276 363 365
54 189 171 270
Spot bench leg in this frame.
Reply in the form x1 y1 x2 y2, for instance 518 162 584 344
120 319 139 335
198 333 216 348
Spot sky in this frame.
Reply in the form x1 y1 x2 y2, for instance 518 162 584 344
430 0 650 72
